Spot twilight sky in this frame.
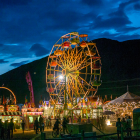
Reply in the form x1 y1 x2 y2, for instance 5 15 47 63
0 0 140 75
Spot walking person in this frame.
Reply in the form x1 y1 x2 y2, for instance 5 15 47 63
101 116 105 131
34 118 39 134
121 118 127 136
21 120 25 134
126 116 132 136
87 117 91 123
97 116 100 129
62 117 67 134
78 115 81 123
7 125 10 140
4 120 8 139
42 121 44 132
39 115 43 132
9 118 14 138
1 126 4 140
46 117 49 129
48 116 51 129
116 118 121 140
53 119 60 134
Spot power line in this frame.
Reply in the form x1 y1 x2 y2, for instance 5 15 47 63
102 78 140 83
99 85 140 90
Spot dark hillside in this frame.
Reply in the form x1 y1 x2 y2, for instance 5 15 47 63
0 38 140 105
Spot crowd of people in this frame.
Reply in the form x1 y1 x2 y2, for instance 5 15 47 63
34 115 44 134
0 118 14 140
116 116 132 139
0 114 133 139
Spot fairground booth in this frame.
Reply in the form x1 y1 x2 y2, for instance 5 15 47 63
42 96 103 123
71 96 103 124
0 87 22 129
22 104 44 130
0 105 22 129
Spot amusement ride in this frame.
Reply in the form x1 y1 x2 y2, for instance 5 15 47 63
46 32 102 117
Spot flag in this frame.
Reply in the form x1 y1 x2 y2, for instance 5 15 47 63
110 94 112 100
103 98 106 103
105 95 107 100
3 95 5 104
25 95 28 104
39 95 43 104
10 94 12 100
6 98 9 105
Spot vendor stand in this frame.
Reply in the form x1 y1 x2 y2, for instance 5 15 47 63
22 106 44 130
0 105 22 129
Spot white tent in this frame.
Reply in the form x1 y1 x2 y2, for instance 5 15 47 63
106 86 140 105
104 86 140 118
107 91 140 105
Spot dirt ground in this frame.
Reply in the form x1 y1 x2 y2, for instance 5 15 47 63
9 125 118 140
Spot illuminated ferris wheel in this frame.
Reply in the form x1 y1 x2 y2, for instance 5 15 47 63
46 32 101 109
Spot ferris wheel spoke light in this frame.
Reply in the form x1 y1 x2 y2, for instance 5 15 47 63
59 75 64 80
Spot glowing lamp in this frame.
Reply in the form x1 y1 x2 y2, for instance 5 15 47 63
59 75 63 80
106 119 112 126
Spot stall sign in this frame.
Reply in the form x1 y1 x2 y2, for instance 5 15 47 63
27 112 43 116
7 105 18 112
27 108 43 112
27 108 37 112
38 108 44 112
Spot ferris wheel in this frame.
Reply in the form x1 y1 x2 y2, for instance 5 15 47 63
46 32 101 109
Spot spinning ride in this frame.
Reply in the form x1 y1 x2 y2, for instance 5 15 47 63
46 32 101 111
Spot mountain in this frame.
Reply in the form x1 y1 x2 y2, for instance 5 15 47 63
0 38 140 105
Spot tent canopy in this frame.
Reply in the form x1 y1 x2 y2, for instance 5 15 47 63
106 91 140 105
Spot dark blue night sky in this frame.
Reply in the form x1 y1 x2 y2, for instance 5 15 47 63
0 0 140 75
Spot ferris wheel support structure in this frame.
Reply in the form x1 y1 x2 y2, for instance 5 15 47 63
46 32 102 116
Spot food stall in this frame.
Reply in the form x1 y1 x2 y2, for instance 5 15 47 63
22 107 44 130
0 105 22 129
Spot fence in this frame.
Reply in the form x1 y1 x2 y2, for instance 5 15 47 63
41 127 140 140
